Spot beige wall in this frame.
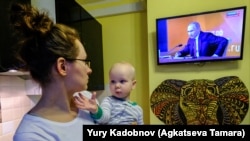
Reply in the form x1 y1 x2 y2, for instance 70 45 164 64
147 0 250 124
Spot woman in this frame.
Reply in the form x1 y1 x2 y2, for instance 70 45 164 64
10 3 96 141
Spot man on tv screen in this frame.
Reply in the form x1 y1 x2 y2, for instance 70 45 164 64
175 21 229 58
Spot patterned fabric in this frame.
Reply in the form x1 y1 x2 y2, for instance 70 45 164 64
150 76 249 125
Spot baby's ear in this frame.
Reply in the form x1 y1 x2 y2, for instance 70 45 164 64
132 80 137 89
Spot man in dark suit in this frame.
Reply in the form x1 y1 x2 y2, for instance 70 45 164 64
175 22 229 58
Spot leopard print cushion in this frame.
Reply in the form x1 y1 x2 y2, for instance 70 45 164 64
150 76 249 125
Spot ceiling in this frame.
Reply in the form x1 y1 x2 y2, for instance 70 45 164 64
77 0 118 5
76 0 146 18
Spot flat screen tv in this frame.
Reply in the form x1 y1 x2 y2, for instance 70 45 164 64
156 6 246 65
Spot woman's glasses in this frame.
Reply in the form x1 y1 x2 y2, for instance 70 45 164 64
65 58 91 68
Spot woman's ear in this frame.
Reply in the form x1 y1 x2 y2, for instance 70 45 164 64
56 57 67 76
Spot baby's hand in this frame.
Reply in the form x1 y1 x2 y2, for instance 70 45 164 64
74 92 98 113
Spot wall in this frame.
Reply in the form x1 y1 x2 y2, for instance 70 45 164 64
0 76 41 141
147 0 250 124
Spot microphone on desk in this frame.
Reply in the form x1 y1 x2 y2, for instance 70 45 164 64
175 44 183 48
165 44 183 55
159 44 183 58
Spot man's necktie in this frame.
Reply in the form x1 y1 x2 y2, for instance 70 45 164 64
194 39 199 57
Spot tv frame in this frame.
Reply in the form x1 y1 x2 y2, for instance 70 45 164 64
156 6 247 65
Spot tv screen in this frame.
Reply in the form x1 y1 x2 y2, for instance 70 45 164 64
156 6 246 65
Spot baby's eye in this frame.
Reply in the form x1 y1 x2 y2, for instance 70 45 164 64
120 80 127 84
110 80 116 84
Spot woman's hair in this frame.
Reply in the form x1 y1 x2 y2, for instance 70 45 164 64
9 3 80 86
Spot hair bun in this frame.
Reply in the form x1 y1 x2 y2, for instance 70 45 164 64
10 3 53 37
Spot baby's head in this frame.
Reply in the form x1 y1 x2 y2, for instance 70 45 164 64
109 62 135 80
109 62 136 100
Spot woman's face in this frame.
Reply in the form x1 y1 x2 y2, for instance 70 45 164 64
65 39 92 93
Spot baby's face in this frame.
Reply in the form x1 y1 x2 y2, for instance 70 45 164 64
109 64 135 100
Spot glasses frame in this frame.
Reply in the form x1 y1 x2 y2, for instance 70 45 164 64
65 58 91 68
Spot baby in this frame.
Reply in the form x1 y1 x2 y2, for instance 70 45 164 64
74 61 144 125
